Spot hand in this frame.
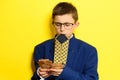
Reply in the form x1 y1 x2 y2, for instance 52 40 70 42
49 68 63 76
37 67 50 78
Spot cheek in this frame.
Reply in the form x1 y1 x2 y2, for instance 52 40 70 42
55 29 73 34
64 30 73 34
67 29 74 33
56 29 60 33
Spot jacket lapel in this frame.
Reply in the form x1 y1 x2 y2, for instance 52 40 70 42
44 39 54 61
66 36 82 67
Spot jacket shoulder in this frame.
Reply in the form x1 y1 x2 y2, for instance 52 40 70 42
73 38 97 50
34 38 54 49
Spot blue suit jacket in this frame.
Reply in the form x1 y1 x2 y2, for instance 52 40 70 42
31 36 98 80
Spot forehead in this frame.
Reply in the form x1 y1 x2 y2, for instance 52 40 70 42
53 14 75 23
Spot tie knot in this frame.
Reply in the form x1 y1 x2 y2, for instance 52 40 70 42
56 34 68 43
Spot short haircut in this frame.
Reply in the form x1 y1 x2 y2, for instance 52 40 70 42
52 2 78 22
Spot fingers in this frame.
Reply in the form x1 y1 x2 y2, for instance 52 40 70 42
39 72 49 78
38 67 63 77
50 68 63 72
49 68 63 76
38 67 50 78
39 68 49 72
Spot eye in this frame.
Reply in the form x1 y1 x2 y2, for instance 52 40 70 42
55 22 61 26
64 23 71 27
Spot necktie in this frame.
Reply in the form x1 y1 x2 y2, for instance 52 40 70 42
54 34 69 65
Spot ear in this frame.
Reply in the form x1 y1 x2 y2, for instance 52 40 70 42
74 21 80 28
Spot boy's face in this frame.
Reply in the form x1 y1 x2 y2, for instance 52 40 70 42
53 14 79 37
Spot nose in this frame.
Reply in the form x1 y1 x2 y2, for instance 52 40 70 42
60 25 65 31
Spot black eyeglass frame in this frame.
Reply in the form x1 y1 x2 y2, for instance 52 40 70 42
53 22 74 29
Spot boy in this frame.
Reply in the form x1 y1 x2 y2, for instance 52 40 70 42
32 2 98 80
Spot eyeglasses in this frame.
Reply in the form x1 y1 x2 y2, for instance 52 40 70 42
53 22 74 29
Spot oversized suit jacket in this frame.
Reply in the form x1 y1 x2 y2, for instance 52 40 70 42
31 36 98 80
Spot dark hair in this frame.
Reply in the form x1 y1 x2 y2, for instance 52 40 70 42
52 2 78 22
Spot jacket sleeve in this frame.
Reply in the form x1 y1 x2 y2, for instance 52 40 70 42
31 44 45 80
31 70 40 80
58 48 99 80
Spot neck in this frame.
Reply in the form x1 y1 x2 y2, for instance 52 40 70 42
66 34 73 39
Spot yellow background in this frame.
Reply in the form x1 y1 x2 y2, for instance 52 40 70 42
0 0 120 80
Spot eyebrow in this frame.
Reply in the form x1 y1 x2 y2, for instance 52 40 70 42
54 22 74 23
